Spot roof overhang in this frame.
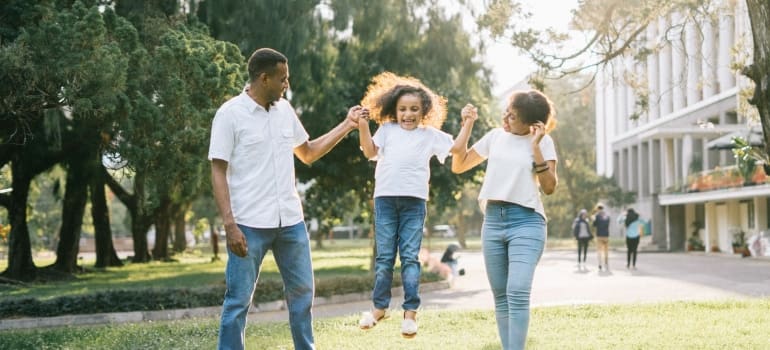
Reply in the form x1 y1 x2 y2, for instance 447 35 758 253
659 183 770 205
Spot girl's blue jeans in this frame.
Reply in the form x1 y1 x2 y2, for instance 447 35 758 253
372 196 426 311
482 201 546 350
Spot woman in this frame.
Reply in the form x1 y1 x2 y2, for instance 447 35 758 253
572 209 593 268
624 208 643 269
450 90 558 350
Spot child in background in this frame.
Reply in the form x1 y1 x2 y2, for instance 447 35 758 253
356 72 453 338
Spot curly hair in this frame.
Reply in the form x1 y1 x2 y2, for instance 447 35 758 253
508 90 558 132
360 72 447 129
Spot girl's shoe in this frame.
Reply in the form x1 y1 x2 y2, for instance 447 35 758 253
401 312 418 338
359 310 387 330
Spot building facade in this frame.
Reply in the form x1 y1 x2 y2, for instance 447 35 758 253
595 1 769 254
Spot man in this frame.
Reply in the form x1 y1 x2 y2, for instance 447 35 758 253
593 204 611 270
209 48 364 350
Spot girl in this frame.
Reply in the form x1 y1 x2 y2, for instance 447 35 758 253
356 72 453 338
451 90 558 350
624 208 643 269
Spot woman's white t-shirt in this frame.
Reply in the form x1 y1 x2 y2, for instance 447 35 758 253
472 128 557 219
371 122 454 200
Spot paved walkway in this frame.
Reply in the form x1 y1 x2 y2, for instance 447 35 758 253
3 249 770 329
250 249 770 322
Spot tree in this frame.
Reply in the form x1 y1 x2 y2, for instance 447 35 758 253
197 0 496 245
104 2 243 262
0 1 132 280
478 0 770 162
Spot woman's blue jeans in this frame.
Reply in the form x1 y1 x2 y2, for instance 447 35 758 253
482 201 546 350
218 222 315 350
372 196 426 311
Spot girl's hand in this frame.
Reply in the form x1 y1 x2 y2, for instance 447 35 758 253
461 104 478 125
530 121 546 145
357 108 370 128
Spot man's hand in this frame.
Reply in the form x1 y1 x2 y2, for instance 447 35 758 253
225 223 248 257
346 105 369 130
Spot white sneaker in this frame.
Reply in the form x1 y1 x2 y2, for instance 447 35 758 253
401 318 418 338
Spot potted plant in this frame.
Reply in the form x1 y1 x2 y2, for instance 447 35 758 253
732 137 759 185
731 229 751 257
687 221 705 251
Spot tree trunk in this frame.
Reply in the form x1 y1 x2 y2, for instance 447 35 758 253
92 163 123 268
1 162 37 281
152 198 172 260
745 0 770 155
210 220 220 260
104 169 152 263
172 203 188 253
51 156 89 274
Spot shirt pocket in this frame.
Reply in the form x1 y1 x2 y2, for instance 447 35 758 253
279 128 295 147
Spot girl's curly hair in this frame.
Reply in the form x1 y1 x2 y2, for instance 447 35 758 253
361 72 447 129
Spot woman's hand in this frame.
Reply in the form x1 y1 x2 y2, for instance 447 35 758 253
530 121 546 146
461 104 478 126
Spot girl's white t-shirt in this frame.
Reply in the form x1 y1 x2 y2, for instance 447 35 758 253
472 128 557 219
371 122 454 200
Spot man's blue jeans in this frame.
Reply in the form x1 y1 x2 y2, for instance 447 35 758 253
218 222 315 350
482 201 545 350
372 196 426 311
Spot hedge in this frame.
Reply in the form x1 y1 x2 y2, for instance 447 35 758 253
0 273 441 318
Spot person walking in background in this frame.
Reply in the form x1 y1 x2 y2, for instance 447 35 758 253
356 72 453 338
209 48 363 350
593 204 611 270
624 208 643 269
572 209 592 269
451 90 558 350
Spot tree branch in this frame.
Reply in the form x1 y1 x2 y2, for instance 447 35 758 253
103 166 136 215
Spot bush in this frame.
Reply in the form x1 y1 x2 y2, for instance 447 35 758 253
0 273 442 318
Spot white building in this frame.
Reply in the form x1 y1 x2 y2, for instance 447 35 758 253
595 1 768 253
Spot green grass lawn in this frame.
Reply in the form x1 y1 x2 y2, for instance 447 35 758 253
0 245 374 301
0 235 589 302
2 299 768 349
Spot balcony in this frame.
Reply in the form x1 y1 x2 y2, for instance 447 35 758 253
659 165 770 206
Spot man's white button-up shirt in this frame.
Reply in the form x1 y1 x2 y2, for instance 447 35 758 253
208 92 310 228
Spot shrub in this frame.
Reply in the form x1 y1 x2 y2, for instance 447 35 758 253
0 273 442 318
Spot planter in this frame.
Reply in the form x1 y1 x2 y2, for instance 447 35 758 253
733 246 751 257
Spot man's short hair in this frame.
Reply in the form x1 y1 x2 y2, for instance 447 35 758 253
247 48 288 82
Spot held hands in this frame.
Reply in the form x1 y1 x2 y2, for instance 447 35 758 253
461 104 478 126
346 105 370 130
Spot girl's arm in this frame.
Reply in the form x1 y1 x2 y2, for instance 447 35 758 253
358 113 378 159
451 104 485 173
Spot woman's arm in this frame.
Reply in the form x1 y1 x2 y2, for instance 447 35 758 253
451 104 485 173
531 122 558 195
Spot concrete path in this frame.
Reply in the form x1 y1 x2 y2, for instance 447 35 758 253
3 249 769 329
250 249 770 322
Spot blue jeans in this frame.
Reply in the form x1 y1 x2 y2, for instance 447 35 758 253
482 201 545 350
372 196 426 311
218 222 315 350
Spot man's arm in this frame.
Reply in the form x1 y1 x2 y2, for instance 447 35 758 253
294 106 363 165
211 159 247 257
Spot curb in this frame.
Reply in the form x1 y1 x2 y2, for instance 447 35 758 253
0 281 451 331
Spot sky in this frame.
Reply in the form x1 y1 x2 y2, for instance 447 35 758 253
467 0 580 96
